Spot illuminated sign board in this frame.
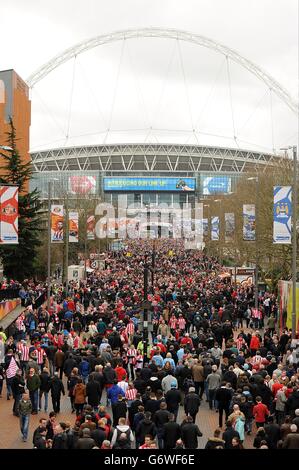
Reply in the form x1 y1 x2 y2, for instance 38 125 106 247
103 177 196 192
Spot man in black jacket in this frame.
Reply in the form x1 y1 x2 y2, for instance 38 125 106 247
165 383 181 421
215 382 233 428
50 372 65 413
86 375 102 411
11 369 25 416
154 401 171 449
63 354 77 378
180 416 202 449
222 420 240 449
34 427 48 449
52 422 68 449
163 414 181 449
136 412 157 446
264 416 281 449
184 387 201 424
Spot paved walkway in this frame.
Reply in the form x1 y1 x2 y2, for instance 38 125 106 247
0 377 254 449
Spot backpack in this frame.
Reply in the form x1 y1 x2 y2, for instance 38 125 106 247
183 377 195 393
115 428 131 449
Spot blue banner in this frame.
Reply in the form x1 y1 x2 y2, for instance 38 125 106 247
211 216 219 241
202 176 231 195
103 177 196 192
243 204 255 241
273 186 292 244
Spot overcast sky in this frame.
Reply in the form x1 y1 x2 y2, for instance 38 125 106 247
1 0 298 153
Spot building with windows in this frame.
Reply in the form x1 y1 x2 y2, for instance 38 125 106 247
0 69 31 168
30 142 280 208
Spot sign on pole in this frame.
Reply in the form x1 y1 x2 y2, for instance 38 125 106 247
243 204 255 241
225 213 235 242
211 216 219 241
0 186 18 244
51 205 64 243
69 211 79 243
273 186 292 244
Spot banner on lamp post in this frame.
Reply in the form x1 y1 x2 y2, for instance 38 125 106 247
273 186 292 244
0 186 18 244
69 211 79 243
202 218 209 237
51 205 64 243
211 216 219 241
225 213 235 242
243 204 255 241
87 215 96 240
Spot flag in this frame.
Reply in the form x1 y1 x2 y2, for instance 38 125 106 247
211 216 219 241
6 355 19 378
273 186 292 244
225 213 235 242
69 211 79 243
87 215 96 240
0 186 18 244
51 205 64 243
243 204 255 241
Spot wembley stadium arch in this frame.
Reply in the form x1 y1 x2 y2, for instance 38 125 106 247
27 28 296 205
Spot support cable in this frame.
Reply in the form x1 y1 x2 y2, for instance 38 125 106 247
104 38 126 144
226 56 237 141
65 55 77 143
269 88 275 154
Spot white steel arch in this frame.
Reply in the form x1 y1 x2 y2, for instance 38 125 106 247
26 27 298 115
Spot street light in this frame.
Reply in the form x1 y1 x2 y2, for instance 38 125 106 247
280 146 298 339
247 176 259 314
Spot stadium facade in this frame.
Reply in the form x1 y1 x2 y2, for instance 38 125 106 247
30 143 279 207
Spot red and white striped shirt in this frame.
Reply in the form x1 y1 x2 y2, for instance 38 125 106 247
236 337 245 351
125 387 137 401
33 348 47 365
135 354 143 369
126 322 135 336
16 315 25 331
18 344 30 361
177 317 186 330
127 348 137 365
6 356 18 378
169 316 177 329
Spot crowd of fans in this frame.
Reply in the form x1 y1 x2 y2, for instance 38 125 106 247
0 239 299 450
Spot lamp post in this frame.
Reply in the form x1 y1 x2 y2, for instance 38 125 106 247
247 176 259 314
280 146 298 339
47 179 59 311
65 191 69 296
214 199 222 265
143 261 149 365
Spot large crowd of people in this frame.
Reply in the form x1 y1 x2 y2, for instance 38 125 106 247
0 239 299 450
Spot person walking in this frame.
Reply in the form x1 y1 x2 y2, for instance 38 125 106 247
163 414 181 449
165 382 181 421
184 386 201 424
215 382 233 428
73 378 86 416
253 396 270 429
206 365 221 410
26 367 41 414
11 369 25 417
180 415 203 449
18 393 32 442
39 367 51 412
49 372 65 413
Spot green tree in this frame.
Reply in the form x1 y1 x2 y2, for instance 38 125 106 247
0 118 43 280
